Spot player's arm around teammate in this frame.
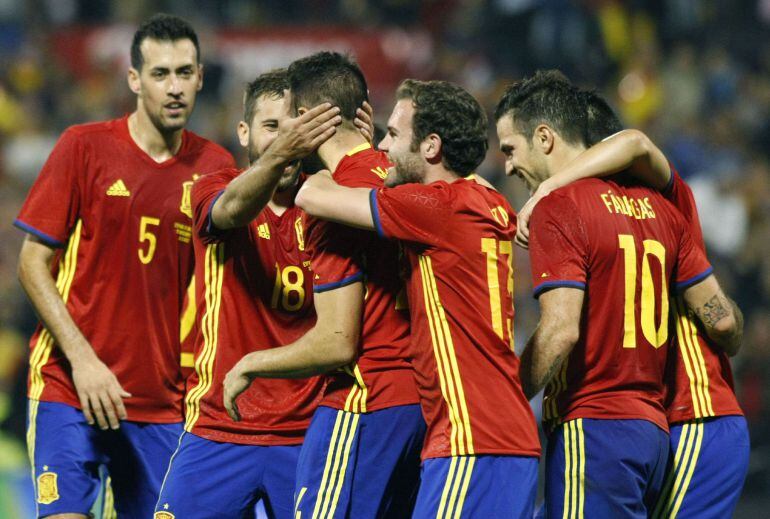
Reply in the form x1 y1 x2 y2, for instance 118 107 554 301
515 128 672 248
210 102 341 229
18 238 131 431
513 127 744 357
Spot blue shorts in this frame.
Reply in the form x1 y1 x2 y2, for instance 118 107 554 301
652 415 749 519
545 418 669 519
27 399 182 518
413 455 538 518
154 432 301 519
295 404 425 518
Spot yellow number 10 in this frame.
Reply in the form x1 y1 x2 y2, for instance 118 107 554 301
482 237 513 345
618 234 668 349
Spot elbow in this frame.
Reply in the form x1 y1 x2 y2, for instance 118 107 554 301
552 325 580 352
622 129 653 158
712 313 738 338
711 315 742 357
325 329 359 368
294 186 317 215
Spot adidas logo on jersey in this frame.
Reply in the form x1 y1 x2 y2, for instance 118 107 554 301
257 223 271 239
106 179 130 196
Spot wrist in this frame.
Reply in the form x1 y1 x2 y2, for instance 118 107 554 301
236 353 260 379
262 144 293 167
69 349 99 370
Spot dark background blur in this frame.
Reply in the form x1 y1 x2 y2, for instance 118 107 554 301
0 1 768 516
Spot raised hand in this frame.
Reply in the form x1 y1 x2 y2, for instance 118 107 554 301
354 101 375 143
515 183 553 249
269 103 341 163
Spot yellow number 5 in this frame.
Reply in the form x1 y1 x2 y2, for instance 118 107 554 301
138 216 160 264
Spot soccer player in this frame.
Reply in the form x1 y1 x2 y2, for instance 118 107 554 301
152 70 341 519
223 52 425 518
294 79 542 518
515 89 748 519
494 71 743 518
14 14 236 518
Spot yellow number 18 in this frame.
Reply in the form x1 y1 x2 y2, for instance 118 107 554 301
618 234 668 349
271 264 306 312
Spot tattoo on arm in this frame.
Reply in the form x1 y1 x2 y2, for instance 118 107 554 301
696 295 730 328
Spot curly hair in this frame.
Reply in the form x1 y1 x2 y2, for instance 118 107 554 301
287 52 368 124
243 69 289 124
494 70 586 146
131 14 200 70
396 79 488 176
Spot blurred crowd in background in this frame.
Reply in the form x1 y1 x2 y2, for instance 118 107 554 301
0 0 768 515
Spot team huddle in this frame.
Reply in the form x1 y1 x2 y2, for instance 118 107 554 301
14 13 749 519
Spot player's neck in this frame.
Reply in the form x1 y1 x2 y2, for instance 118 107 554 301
547 143 586 180
128 110 184 163
316 128 369 174
423 165 460 185
268 186 297 216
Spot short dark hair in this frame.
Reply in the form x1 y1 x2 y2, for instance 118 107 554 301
396 79 488 176
243 69 290 124
494 70 586 146
583 89 624 145
287 52 368 124
131 14 200 70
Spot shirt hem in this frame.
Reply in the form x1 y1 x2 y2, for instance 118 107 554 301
318 399 421 413
547 412 669 434
190 428 306 446
29 394 184 424
421 448 542 461
668 409 744 425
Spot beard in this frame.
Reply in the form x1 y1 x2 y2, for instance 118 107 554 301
276 162 301 192
385 151 424 187
248 141 301 193
299 152 326 175
148 108 189 135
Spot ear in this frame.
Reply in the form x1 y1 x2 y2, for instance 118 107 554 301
237 120 249 148
422 133 442 164
196 63 204 92
128 67 141 95
534 124 555 154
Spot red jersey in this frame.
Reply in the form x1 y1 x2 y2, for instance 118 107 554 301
15 116 235 422
372 177 541 460
662 167 743 423
183 168 323 445
304 143 419 413
529 177 712 433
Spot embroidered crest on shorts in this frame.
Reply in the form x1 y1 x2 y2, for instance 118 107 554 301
37 471 60 504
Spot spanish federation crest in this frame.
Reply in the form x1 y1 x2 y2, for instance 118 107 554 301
180 180 194 218
294 217 305 251
37 471 60 504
